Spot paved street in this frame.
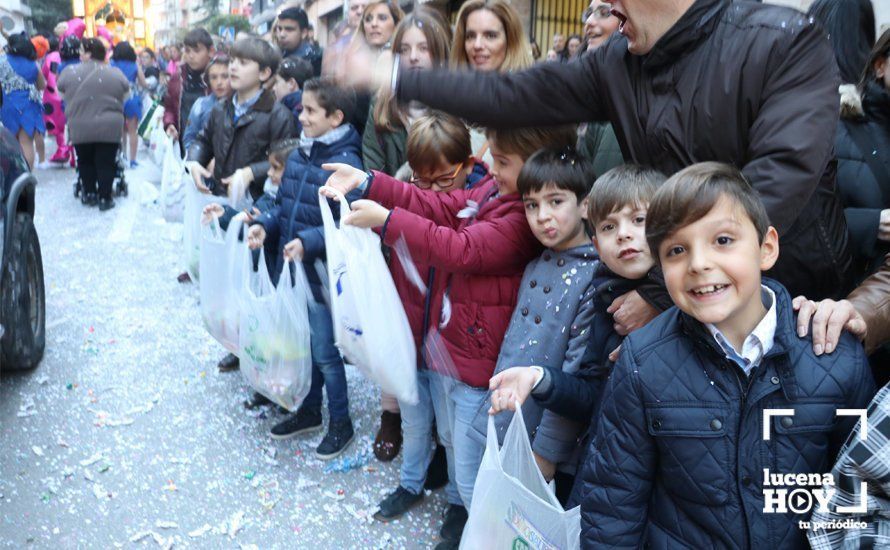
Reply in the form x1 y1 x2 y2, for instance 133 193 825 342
0 148 444 549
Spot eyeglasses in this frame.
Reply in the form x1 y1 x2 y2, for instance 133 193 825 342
410 160 467 190
582 4 612 23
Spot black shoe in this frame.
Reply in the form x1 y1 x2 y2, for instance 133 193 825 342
98 197 115 211
176 272 192 284
83 192 98 206
424 444 449 491
439 504 468 542
315 418 355 460
373 486 423 522
434 541 459 550
218 353 240 372
270 408 322 440
243 392 272 410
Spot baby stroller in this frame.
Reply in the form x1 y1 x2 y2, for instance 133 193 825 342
73 149 129 200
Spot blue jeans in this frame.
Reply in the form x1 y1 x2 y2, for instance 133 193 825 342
302 302 350 421
398 370 460 504
429 371 487 509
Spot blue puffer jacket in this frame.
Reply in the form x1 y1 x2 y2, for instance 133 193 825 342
256 124 363 291
578 278 875 549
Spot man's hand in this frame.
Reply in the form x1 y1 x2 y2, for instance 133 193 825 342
534 452 556 483
793 296 868 355
247 224 266 250
201 203 224 225
283 238 304 261
343 200 389 229
188 162 211 193
608 290 659 336
221 167 254 205
165 124 179 140
488 367 542 415
320 164 368 199
333 45 394 92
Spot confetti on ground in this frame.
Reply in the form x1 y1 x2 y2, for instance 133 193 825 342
0 155 443 548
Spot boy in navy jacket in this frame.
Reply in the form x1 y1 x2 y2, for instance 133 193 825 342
247 77 363 459
578 162 875 549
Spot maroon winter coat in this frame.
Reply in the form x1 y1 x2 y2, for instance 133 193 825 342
367 171 542 388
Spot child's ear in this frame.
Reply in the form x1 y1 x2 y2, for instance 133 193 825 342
591 234 599 252
288 78 299 91
259 66 273 83
330 108 345 126
759 226 780 271
580 197 589 220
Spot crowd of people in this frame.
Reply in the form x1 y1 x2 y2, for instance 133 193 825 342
4 0 890 547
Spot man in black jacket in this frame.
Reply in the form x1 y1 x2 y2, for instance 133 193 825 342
374 0 850 300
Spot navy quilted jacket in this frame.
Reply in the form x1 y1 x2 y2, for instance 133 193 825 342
578 278 875 549
256 124 363 288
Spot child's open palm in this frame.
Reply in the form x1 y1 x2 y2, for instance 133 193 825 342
320 163 368 199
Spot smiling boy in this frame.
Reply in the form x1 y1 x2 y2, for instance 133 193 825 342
578 162 875 548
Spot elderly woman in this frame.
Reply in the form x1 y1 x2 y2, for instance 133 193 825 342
57 38 128 211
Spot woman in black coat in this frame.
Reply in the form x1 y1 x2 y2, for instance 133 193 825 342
836 29 890 283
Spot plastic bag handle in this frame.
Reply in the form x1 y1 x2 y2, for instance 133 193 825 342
486 415 502 469
317 186 351 231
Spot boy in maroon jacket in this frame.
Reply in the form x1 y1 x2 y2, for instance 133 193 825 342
321 125 576 548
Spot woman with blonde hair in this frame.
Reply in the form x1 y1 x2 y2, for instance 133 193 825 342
451 0 533 73
346 1 405 135
353 0 405 52
450 0 533 161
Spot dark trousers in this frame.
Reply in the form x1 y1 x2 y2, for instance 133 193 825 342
74 142 118 199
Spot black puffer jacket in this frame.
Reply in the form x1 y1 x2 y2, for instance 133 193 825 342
836 82 890 281
578 279 875 549
188 90 295 198
396 0 851 300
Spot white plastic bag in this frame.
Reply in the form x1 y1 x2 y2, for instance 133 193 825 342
460 412 581 550
150 119 168 168
318 187 418 404
239 252 313 411
200 216 246 353
183 181 226 281
160 137 187 222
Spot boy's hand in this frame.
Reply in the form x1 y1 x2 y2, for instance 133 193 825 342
222 167 254 205
488 367 542 415
533 452 556 483
247 224 266 250
608 290 658 336
283 238 304 261
320 164 368 199
188 162 212 193
793 296 867 355
343 200 389 229
201 203 224 225
165 124 178 139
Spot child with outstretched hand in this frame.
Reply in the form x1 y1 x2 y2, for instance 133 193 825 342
321 125 576 547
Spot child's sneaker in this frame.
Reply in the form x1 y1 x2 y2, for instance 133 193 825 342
129 160 138 169
315 418 355 460
373 486 423 522
217 353 240 372
439 504 468 544
270 407 323 440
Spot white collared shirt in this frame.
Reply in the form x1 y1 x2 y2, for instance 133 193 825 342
705 286 777 376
